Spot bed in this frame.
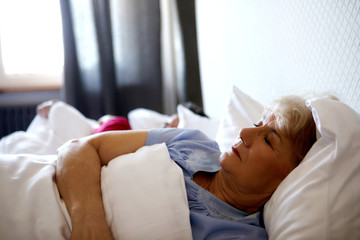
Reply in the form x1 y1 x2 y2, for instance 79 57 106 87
1 85 359 239
0 100 218 239
1 0 360 238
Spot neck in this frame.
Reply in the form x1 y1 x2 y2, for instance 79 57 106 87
193 170 271 214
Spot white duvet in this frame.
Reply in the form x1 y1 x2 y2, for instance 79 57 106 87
0 101 98 155
0 143 192 240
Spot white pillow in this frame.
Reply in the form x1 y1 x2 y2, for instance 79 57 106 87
49 101 97 140
215 85 264 152
128 108 170 129
177 104 219 140
101 143 192 240
264 97 360 239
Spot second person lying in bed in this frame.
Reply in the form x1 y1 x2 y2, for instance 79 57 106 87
55 95 317 240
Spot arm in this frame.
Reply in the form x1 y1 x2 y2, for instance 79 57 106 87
56 130 149 240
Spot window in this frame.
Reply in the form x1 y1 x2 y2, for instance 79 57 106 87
0 0 64 92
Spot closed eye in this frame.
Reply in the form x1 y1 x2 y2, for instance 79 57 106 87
253 121 275 148
264 136 272 146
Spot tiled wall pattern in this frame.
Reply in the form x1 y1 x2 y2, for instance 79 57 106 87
197 0 360 115
258 0 360 112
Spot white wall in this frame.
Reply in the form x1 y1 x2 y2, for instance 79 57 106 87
196 0 360 118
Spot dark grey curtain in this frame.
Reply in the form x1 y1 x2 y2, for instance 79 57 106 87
60 0 202 119
175 0 203 107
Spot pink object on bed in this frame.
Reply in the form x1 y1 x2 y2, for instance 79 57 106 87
93 117 131 134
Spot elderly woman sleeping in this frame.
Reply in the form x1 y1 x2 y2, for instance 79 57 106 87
55 94 316 239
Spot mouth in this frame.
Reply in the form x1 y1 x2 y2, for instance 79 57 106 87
231 145 241 161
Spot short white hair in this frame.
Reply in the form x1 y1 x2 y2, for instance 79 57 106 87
263 95 317 165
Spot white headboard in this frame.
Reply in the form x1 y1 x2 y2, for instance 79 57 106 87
196 0 360 118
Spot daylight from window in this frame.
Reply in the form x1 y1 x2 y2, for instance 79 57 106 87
0 0 64 77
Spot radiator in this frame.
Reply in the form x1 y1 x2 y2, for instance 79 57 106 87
0 105 37 138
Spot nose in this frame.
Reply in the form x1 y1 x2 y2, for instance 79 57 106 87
239 126 257 147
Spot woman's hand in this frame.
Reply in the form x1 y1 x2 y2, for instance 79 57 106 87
55 130 148 239
56 138 113 239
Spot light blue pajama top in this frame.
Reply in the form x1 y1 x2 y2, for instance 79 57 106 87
145 128 268 240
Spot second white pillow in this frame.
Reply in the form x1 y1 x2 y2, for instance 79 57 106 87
177 104 219 140
215 85 263 152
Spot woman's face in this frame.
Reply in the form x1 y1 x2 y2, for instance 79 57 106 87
219 119 296 195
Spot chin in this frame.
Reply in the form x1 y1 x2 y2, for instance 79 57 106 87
218 152 229 165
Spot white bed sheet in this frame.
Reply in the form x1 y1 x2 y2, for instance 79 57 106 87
0 144 192 240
